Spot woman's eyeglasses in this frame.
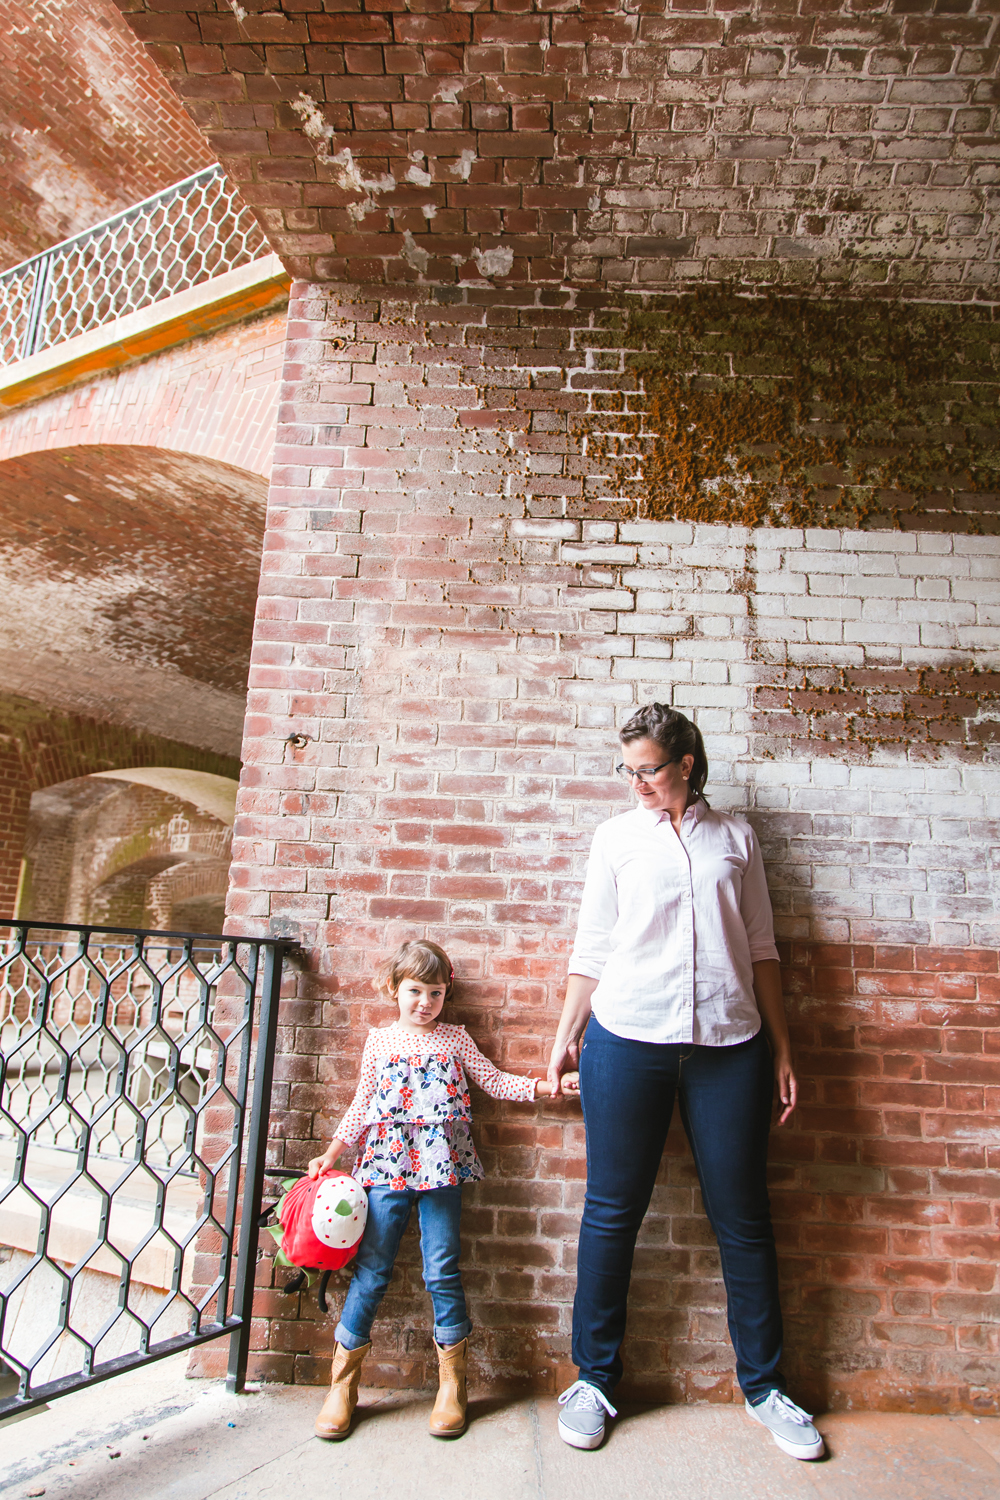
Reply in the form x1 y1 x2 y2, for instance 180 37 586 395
615 760 676 784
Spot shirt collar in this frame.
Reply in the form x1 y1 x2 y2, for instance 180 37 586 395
638 798 707 829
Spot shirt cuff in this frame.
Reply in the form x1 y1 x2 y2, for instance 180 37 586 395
748 943 780 963
567 958 605 980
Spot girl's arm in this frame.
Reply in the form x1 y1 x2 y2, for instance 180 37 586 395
456 1030 543 1102
306 1032 378 1177
546 974 597 1096
752 958 797 1126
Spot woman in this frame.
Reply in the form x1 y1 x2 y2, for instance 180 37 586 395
547 703 822 1461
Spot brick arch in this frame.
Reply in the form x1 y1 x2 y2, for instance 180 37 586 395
0 309 287 479
0 693 240 920
0 442 267 737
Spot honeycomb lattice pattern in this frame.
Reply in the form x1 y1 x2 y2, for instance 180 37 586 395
0 166 270 366
0 924 269 1408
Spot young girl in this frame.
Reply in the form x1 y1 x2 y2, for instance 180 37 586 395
307 939 565 1442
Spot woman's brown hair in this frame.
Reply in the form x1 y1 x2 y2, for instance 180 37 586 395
619 702 710 806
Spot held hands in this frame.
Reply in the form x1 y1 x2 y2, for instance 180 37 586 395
535 1073 580 1099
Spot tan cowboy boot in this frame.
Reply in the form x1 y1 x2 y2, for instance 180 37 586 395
429 1337 468 1438
314 1341 370 1440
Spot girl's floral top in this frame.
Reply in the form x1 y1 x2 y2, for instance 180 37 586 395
335 1022 538 1191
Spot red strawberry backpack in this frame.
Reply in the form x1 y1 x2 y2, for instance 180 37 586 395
261 1169 368 1309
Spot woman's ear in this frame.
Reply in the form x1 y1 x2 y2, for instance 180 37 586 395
681 754 695 782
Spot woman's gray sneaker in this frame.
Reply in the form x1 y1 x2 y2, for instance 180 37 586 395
557 1381 618 1450
746 1391 824 1460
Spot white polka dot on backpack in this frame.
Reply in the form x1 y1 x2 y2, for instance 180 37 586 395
311 1172 368 1251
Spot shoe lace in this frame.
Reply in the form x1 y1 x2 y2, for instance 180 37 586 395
558 1380 617 1418
759 1391 814 1425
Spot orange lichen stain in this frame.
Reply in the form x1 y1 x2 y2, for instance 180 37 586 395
754 661 1000 760
575 289 1000 531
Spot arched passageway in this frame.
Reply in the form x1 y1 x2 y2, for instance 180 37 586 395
19 768 238 931
0 441 260 916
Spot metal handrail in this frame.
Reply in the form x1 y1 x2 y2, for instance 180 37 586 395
0 166 270 367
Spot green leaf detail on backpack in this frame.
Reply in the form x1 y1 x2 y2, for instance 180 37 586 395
334 1199 353 1216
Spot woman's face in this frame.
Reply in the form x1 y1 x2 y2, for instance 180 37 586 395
619 736 695 814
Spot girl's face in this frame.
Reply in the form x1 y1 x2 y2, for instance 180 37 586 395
619 735 695 815
394 975 447 1030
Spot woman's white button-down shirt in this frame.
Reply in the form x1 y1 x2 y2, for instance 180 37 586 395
569 799 779 1047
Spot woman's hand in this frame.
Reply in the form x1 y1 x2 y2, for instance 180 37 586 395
546 1036 581 1096
307 1138 345 1178
773 1053 797 1126
752 959 798 1126
547 975 597 1096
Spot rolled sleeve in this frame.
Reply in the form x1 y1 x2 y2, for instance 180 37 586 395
568 824 619 980
740 829 780 964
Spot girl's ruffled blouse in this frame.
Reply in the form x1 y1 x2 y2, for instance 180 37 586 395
334 1022 538 1191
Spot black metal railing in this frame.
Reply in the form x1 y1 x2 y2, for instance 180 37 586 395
0 166 270 367
0 922 283 1418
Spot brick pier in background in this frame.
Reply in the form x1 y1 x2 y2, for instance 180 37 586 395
184 282 1000 1414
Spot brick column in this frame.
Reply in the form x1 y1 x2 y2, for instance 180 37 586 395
223 283 1000 1413
0 737 30 918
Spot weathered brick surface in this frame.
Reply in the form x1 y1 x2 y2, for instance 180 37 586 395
213 281 1000 1410
0 0 212 268
112 0 999 298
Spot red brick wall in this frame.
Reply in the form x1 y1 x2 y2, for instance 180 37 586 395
0 0 212 269
213 281 1000 1412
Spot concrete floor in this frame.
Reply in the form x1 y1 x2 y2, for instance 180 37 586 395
2 1353 999 1500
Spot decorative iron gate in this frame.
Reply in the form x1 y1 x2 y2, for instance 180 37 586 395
0 922 284 1419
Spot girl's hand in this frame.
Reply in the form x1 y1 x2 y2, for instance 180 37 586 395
534 1073 580 1099
307 1139 344 1178
774 1054 797 1126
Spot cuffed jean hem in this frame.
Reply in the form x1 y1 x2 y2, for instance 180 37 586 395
434 1318 472 1346
334 1321 371 1351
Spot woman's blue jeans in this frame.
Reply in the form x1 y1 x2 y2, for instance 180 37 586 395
573 1019 785 1403
336 1184 472 1350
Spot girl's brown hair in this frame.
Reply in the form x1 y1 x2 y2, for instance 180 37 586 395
380 940 454 1000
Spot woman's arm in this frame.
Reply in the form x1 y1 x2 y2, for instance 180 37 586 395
546 974 598 1096
752 958 797 1126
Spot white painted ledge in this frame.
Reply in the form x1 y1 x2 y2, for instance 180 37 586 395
0 253 291 409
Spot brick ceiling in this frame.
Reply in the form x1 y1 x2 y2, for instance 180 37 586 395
1 0 212 268
0 447 266 755
112 0 1000 298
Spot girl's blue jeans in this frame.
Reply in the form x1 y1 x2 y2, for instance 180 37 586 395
573 1018 785 1404
336 1183 472 1350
